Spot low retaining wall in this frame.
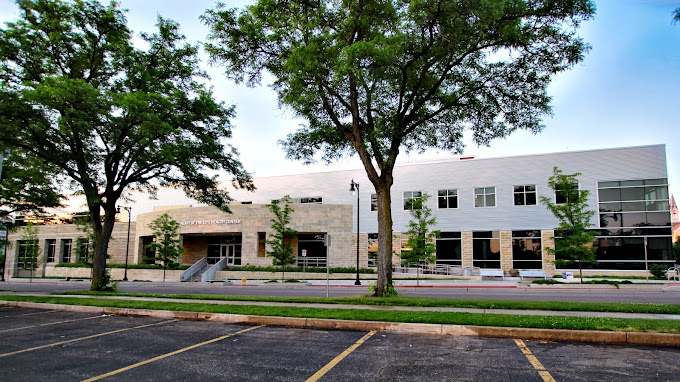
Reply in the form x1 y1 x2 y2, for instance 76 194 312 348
43 267 184 281
33 267 476 282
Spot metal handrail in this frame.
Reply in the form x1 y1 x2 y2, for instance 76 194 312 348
202 257 227 282
181 257 207 281
297 257 327 267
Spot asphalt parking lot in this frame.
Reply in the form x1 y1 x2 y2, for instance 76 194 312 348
1 306 679 381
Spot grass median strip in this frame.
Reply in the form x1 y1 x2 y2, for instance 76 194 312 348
1 295 678 334
61 291 680 315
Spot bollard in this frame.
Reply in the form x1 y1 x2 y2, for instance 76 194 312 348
241 277 247 286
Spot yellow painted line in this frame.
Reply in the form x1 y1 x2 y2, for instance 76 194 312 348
82 325 265 382
514 339 556 382
0 319 178 358
306 331 376 382
0 315 103 333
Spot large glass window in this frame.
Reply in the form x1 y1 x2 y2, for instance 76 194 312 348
17 240 39 269
46 239 56 263
512 230 542 269
557 236 674 270
403 191 423 210
514 185 537 206
438 189 458 209
598 179 671 228
472 231 500 268
367 233 378 267
435 232 461 266
474 187 496 208
61 239 72 263
298 233 327 267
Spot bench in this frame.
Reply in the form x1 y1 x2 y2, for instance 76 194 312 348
480 269 504 279
667 267 679 281
519 270 547 280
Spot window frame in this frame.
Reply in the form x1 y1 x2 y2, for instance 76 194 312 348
511 230 543 270
403 191 423 210
300 197 323 204
46 239 57 263
513 184 537 206
555 182 579 205
61 239 72 263
473 187 496 208
437 189 458 209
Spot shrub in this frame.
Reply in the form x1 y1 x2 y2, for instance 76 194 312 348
649 264 669 279
532 279 561 284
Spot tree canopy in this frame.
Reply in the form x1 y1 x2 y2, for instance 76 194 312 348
0 0 252 290
0 147 63 222
204 0 595 295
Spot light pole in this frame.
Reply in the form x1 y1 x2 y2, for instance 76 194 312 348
117 206 131 281
349 179 361 286
0 149 10 282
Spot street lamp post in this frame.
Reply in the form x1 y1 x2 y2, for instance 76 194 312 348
117 206 131 282
0 149 10 282
349 180 361 286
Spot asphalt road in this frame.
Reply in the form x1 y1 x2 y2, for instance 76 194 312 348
1 307 679 381
1 280 680 304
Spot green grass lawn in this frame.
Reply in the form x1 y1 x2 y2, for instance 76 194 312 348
60 291 680 315
0 295 677 334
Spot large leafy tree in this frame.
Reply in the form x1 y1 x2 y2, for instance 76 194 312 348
540 167 600 283
0 147 63 268
0 0 252 290
204 0 595 295
0 148 63 221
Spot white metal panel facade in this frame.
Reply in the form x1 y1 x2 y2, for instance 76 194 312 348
224 144 668 234
122 145 668 235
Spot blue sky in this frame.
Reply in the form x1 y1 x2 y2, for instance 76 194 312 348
1 0 679 196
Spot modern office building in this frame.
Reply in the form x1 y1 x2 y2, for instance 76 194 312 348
5 144 675 279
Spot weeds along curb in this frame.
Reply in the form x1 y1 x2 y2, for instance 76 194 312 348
2 300 679 347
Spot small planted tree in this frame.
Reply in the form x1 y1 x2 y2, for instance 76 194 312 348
266 196 298 281
19 223 41 281
540 167 600 283
401 194 440 267
147 213 183 282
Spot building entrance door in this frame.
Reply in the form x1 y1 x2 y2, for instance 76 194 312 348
221 244 242 266
206 236 242 266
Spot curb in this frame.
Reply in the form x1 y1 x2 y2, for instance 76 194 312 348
2 300 679 347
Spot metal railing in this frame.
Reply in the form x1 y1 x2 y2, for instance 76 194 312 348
297 257 327 268
202 257 227 282
181 257 207 281
392 263 479 276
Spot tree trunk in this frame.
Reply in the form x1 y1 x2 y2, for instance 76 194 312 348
90 208 116 291
374 185 394 296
